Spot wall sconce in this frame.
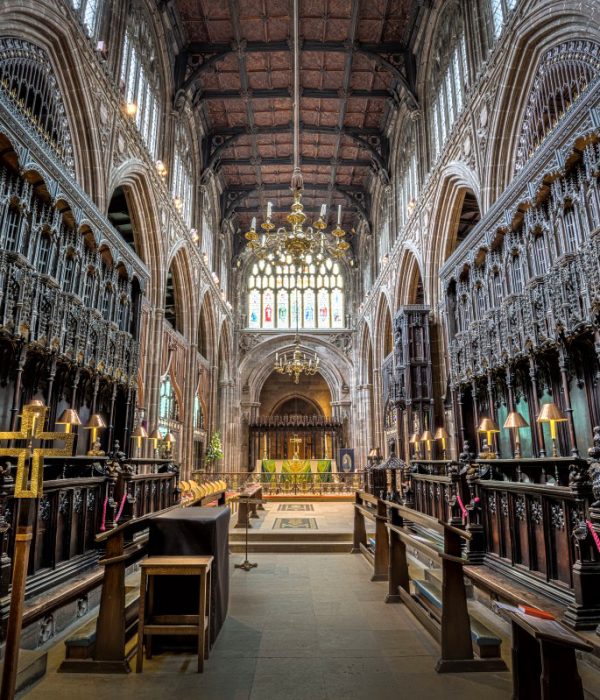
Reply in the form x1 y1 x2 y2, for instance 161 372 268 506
409 431 421 459
477 417 500 458
434 426 449 459
124 102 137 117
84 413 106 455
155 160 167 178
56 409 81 434
503 411 528 459
420 430 433 459
537 402 568 458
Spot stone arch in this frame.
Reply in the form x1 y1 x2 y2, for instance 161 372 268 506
107 161 163 305
394 247 426 310
485 0 600 204
374 292 394 366
165 245 196 340
198 291 218 363
0 2 106 204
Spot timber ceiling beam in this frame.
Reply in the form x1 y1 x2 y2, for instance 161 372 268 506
198 88 394 100
181 39 418 109
202 123 388 173
221 182 370 222
216 156 374 170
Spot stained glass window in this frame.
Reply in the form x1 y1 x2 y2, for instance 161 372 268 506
246 256 346 330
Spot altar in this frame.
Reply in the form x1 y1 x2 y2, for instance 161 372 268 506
253 458 338 478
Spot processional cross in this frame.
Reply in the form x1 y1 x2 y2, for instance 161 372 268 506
0 400 75 699
290 434 302 460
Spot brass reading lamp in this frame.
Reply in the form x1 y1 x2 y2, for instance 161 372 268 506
409 431 421 459
84 413 106 455
536 402 568 457
56 408 81 434
420 430 434 459
478 417 500 458
148 426 162 453
435 426 449 459
503 411 528 458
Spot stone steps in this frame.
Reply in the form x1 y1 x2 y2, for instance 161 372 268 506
229 529 353 553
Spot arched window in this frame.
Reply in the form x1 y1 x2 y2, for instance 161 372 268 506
516 41 600 171
63 254 75 293
83 270 95 306
492 270 503 305
0 39 74 173
490 0 517 40
120 4 162 158
172 122 194 227
3 204 21 251
159 376 179 423
246 257 345 330
38 232 52 272
428 6 469 164
396 121 419 229
70 0 103 38
193 395 204 430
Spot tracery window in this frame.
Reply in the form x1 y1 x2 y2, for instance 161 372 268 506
159 376 179 423
172 123 193 227
532 234 548 276
510 254 524 294
516 41 600 171
193 395 204 431
428 8 469 164
247 257 345 330
0 39 75 173
396 121 419 229
120 5 162 158
490 0 517 40
561 205 579 253
71 0 103 38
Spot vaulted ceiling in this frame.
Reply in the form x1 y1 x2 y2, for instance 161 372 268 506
169 0 424 245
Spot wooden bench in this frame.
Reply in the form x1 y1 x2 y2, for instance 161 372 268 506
60 489 226 673
385 502 507 673
352 490 389 581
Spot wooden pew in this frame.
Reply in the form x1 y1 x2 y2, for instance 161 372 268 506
59 486 226 673
385 502 507 673
352 490 389 581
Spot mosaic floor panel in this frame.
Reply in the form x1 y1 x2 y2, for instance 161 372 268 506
273 517 318 530
277 504 315 512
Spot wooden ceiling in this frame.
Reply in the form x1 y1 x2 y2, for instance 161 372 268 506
170 0 423 244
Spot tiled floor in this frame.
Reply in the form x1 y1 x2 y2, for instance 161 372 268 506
23 550 511 700
234 500 361 533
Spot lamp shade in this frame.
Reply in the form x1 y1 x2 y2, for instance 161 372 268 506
148 427 162 441
131 425 148 440
165 432 176 445
56 409 81 426
26 399 45 408
420 430 434 442
409 432 421 444
368 447 382 459
84 413 106 430
478 417 500 434
504 411 528 429
434 427 449 440
537 402 567 423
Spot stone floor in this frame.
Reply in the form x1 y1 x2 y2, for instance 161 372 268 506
22 549 512 699
233 500 361 533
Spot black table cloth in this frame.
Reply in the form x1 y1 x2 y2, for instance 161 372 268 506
147 506 230 644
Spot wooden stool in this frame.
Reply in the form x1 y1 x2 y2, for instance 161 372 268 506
136 555 213 673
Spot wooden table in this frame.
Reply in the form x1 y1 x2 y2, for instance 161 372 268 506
235 484 263 528
136 556 213 673
502 607 592 699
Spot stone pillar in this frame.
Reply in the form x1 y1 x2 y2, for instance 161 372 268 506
144 308 165 456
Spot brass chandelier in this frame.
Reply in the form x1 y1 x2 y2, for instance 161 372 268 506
244 0 350 265
274 299 320 383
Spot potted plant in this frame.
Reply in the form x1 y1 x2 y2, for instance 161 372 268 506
204 431 224 473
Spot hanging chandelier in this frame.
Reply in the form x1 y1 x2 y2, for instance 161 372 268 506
274 297 320 383
244 0 351 266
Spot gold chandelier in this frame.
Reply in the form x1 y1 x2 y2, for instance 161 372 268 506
274 339 320 384
244 0 350 266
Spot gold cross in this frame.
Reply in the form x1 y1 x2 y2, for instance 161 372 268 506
0 403 75 498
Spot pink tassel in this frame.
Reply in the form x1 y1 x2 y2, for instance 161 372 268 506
100 497 108 532
114 494 127 523
456 493 468 522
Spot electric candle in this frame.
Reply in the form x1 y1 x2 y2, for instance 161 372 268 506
320 203 326 218
251 216 256 230
267 201 273 219
337 204 342 225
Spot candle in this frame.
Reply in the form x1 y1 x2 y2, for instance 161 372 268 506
337 205 342 226
320 203 326 218
267 201 273 219
251 216 256 231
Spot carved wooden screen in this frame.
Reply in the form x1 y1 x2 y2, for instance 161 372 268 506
515 40 600 171
0 38 74 173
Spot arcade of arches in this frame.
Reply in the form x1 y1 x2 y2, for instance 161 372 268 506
1 0 600 698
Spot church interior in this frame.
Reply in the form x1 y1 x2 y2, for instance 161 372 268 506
0 0 599 697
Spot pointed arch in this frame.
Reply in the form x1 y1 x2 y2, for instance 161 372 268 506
485 0 600 204
165 245 197 340
374 292 394 365
394 247 426 310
